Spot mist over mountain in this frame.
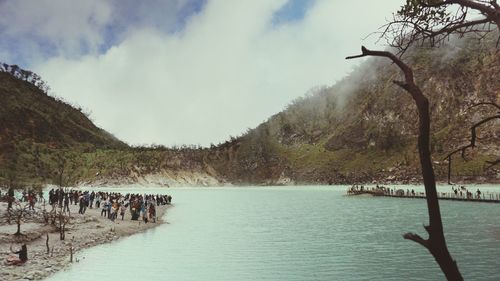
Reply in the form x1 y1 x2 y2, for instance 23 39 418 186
0 36 498 187
206 36 500 184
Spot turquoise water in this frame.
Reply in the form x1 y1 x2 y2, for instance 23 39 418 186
47 185 500 281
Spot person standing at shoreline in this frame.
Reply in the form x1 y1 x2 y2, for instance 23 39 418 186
78 195 85 214
107 200 113 219
120 204 126 220
89 191 95 209
101 200 108 217
63 194 70 212
95 193 101 208
149 203 156 223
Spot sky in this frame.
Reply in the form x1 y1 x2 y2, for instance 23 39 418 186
0 0 403 146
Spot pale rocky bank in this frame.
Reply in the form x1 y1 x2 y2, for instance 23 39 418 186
0 200 169 280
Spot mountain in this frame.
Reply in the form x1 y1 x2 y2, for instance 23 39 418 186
0 35 498 188
0 65 128 186
0 66 125 148
0 63 228 188
206 36 500 184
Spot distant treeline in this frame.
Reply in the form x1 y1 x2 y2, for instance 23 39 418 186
0 62 51 93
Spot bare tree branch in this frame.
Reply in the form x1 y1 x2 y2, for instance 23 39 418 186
347 45 463 280
444 114 500 160
7 201 31 236
485 159 500 168
403 232 430 249
492 0 500 10
380 0 500 54
346 46 415 91
468 101 500 111
422 0 497 15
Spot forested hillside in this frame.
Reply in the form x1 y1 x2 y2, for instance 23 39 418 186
0 36 498 188
207 36 499 184
0 71 125 148
0 66 129 187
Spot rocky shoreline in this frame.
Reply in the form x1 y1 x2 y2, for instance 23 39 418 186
0 201 169 281
81 171 229 188
80 172 500 188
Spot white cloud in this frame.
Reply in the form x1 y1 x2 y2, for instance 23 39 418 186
34 0 403 146
0 0 112 57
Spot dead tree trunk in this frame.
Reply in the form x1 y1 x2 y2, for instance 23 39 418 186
7 196 13 210
9 202 29 236
15 220 21 236
60 224 65 240
58 211 70 240
46 234 50 254
347 46 462 280
447 155 452 184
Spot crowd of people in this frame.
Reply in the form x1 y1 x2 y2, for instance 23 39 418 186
0 188 42 211
346 184 411 196
0 187 172 224
46 188 172 223
2 188 172 266
451 186 483 199
347 184 492 200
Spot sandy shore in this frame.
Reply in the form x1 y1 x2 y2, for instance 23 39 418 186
0 201 169 280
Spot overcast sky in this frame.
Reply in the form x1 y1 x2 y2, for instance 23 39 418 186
0 0 403 146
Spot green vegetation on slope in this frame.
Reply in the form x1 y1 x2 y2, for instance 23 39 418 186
0 36 498 188
208 36 499 184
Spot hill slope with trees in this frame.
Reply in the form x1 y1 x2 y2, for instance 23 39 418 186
0 37 498 188
207 36 499 184
0 70 126 148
